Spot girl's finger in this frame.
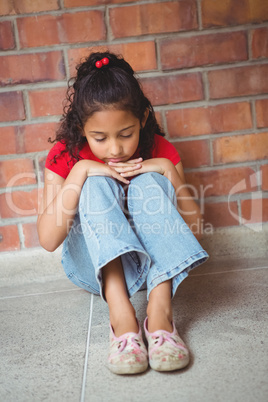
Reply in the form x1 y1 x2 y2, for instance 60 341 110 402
112 172 130 184
125 157 143 164
121 168 144 177
113 164 142 173
108 158 142 167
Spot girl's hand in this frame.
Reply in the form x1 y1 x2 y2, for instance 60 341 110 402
108 158 166 178
87 158 143 185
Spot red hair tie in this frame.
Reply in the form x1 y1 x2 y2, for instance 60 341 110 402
95 57 109 68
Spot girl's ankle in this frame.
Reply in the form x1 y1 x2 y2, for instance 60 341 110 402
110 317 139 337
110 309 138 337
146 309 173 333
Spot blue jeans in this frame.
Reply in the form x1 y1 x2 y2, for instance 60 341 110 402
61 172 208 300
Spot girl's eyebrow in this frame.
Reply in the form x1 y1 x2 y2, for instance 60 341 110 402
89 125 136 134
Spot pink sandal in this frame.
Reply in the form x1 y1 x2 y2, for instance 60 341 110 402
108 323 148 375
144 317 190 371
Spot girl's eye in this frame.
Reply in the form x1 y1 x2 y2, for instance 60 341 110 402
122 134 132 139
95 138 105 142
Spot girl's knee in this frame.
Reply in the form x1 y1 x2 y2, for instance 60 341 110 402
80 176 125 211
82 176 124 196
130 172 175 197
83 175 118 188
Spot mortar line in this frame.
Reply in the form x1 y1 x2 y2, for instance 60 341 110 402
17 222 25 249
247 29 253 60
12 18 20 51
80 293 94 402
196 0 203 30
251 98 257 130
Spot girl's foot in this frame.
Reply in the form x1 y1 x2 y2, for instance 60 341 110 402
144 317 190 372
108 321 148 375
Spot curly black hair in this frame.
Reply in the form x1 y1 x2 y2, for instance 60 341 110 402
49 51 165 162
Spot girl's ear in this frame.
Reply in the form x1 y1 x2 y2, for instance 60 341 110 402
141 109 149 128
79 125 86 136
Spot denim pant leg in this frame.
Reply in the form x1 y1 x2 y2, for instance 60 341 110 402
61 176 151 299
127 172 209 299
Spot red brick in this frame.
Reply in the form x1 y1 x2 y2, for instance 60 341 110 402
261 165 268 191
18 15 59 48
0 52 65 87
68 41 157 76
61 11 106 44
65 0 133 6
18 11 105 48
0 21 15 50
166 102 252 138
0 188 41 219
141 73 203 107
0 0 13 15
256 99 268 128
3 124 57 155
22 123 58 153
173 140 210 169
252 28 268 59
241 198 268 224
110 1 198 39
0 127 17 155
160 31 248 70
203 201 240 227
23 223 40 248
202 0 268 28
213 133 268 164
185 167 256 198
208 65 268 99
0 92 25 123
0 0 59 15
0 159 36 188
28 88 67 117
0 225 20 252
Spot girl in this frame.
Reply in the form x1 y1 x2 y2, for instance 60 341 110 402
38 52 208 375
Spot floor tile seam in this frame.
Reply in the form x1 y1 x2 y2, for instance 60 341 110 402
191 265 268 277
0 287 83 300
80 293 94 402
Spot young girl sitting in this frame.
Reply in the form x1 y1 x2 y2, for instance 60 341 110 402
38 52 208 375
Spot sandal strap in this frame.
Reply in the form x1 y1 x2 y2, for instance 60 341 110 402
149 333 188 357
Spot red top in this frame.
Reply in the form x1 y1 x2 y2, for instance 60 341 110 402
45 134 181 179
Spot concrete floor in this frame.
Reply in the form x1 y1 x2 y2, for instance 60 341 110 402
1 226 268 402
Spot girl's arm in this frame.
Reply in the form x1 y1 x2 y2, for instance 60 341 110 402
166 160 203 240
38 159 141 252
109 158 202 239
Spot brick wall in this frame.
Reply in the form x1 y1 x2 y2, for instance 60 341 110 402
0 0 268 252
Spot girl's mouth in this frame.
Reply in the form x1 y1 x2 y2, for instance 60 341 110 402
108 158 125 163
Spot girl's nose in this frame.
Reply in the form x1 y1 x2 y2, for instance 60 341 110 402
110 141 122 156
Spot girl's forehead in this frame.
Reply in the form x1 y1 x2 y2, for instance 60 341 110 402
85 109 138 126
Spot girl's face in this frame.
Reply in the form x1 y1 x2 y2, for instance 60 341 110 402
83 109 144 163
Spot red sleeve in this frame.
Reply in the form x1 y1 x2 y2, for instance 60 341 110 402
45 142 73 179
151 135 181 165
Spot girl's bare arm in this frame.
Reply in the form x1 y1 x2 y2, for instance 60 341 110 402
152 159 202 239
38 161 89 252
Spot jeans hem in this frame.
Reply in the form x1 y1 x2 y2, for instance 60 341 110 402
96 246 151 301
146 250 209 300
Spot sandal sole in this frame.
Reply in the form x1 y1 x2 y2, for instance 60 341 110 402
149 355 190 372
108 361 148 375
